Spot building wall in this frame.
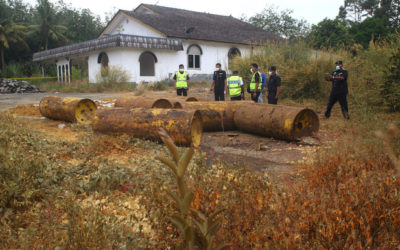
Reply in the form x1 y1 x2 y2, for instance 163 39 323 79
87 15 253 83
88 40 251 83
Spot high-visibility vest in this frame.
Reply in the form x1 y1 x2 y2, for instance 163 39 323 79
175 71 188 88
250 71 262 92
227 75 242 97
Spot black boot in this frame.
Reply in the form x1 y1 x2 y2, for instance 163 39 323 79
342 111 350 120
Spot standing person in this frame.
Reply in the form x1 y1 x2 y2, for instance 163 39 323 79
227 70 245 101
324 61 350 120
174 64 189 96
249 63 262 102
267 66 281 105
258 68 267 103
210 63 227 101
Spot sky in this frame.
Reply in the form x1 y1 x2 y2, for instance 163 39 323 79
24 0 344 25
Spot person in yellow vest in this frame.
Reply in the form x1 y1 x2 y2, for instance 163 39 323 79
227 70 244 101
248 63 262 102
173 64 190 96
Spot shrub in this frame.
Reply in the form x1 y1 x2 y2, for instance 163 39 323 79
381 48 400 111
148 80 168 91
95 66 131 87
232 41 335 101
3 63 24 78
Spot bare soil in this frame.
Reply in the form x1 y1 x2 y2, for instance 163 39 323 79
201 131 317 174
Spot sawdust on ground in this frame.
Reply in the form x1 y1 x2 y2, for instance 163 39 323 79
10 104 42 117
17 118 82 142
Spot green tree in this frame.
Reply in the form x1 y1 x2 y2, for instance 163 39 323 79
28 0 67 50
57 5 104 44
5 0 32 24
350 17 394 48
375 0 400 28
0 18 27 73
246 5 310 39
341 0 399 29
307 18 352 49
343 0 379 22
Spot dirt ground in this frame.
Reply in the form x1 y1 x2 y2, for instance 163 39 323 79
3 90 324 175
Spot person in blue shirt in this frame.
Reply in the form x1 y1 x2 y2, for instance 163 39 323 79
258 68 267 103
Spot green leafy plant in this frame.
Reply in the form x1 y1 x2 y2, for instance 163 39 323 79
156 128 229 250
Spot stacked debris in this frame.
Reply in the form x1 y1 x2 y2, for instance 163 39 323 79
0 79 42 93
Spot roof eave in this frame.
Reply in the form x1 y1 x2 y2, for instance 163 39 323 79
33 34 184 62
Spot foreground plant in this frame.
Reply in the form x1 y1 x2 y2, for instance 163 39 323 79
156 128 229 250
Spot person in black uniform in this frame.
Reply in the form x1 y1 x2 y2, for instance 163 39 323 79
267 66 281 104
210 63 227 101
324 61 350 120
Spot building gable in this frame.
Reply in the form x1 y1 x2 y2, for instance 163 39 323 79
99 11 165 38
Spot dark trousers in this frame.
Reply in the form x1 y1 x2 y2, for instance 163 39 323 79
214 89 225 101
230 95 242 101
325 92 349 119
177 88 187 96
268 92 278 104
250 92 260 102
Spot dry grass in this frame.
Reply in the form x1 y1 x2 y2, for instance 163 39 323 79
1 92 400 249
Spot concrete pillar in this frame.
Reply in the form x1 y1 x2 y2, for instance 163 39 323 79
61 65 65 83
57 65 60 82
64 64 68 84
68 62 71 83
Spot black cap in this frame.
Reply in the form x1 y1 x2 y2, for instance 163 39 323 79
335 61 343 65
251 63 258 68
179 64 184 67
270 66 276 71
233 70 239 74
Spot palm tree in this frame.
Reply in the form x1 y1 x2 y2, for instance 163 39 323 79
0 19 27 73
28 0 67 51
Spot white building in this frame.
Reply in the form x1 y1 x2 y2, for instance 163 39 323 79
33 4 278 83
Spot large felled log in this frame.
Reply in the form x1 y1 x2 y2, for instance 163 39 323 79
180 101 251 131
92 108 203 147
114 95 179 109
39 95 97 124
233 103 319 141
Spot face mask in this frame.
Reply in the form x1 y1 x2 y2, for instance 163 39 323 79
336 65 340 70
268 72 272 75
250 68 253 73
179 69 184 72
215 68 220 71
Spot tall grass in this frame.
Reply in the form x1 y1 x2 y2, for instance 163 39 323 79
233 35 400 110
